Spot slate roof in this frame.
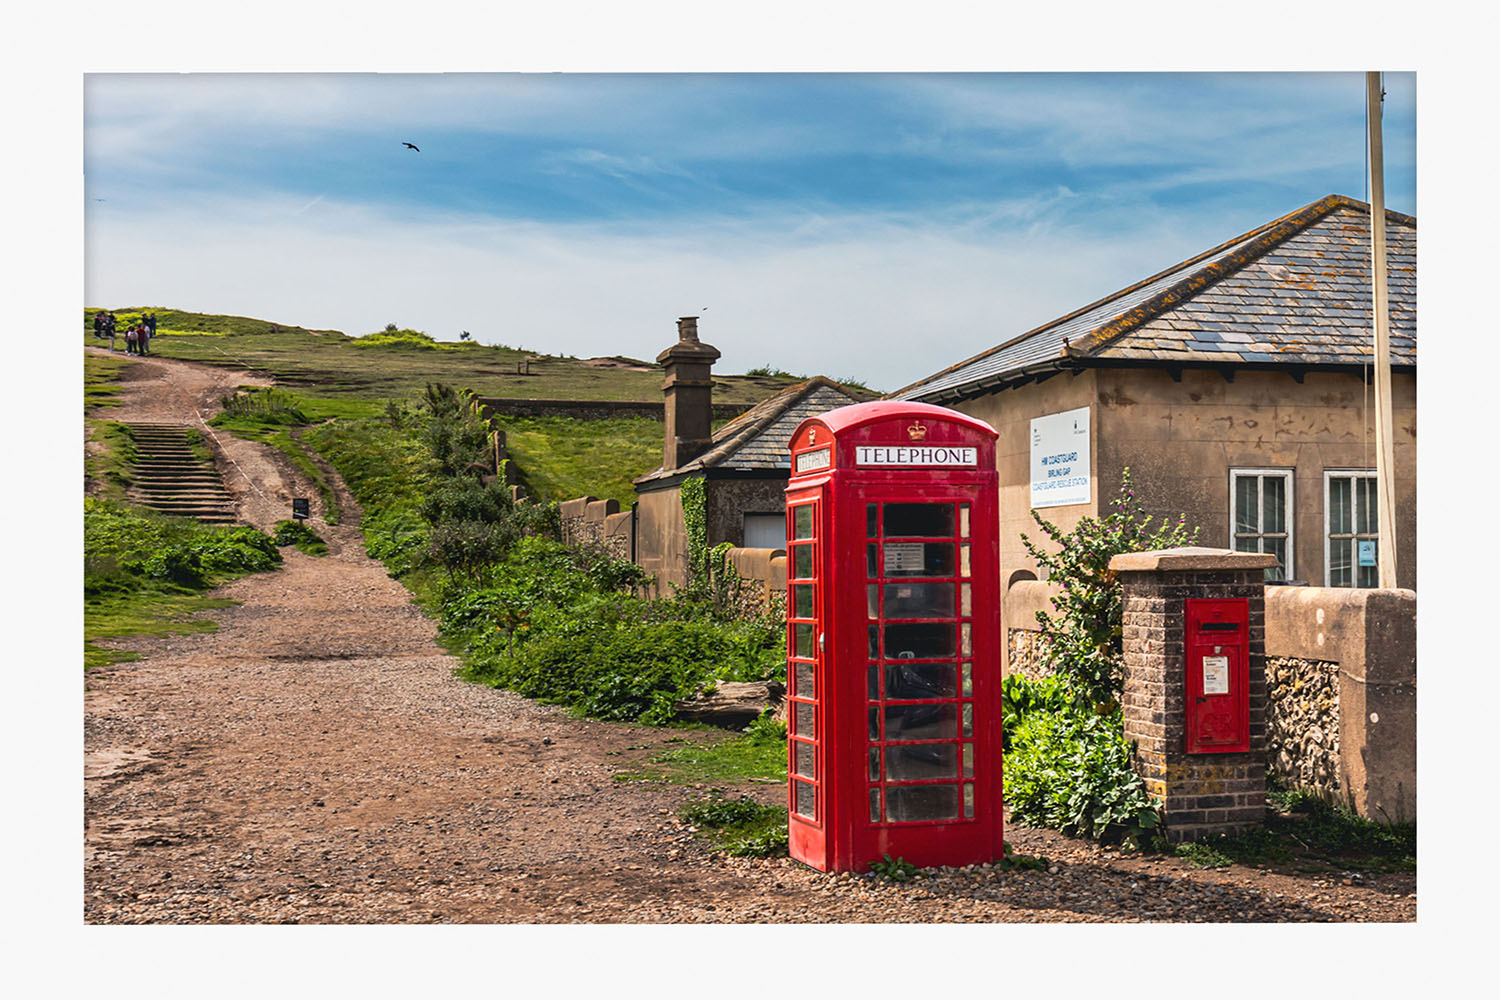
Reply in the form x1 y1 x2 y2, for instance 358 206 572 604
893 195 1416 404
636 377 862 484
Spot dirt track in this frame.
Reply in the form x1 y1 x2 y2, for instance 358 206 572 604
83 350 1416 923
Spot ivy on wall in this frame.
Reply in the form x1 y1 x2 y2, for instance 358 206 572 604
681 475 708 581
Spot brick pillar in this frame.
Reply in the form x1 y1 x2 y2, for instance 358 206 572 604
1109 547 1274 844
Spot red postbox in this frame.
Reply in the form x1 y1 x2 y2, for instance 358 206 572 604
1184 598 1251 754
783 400 1003 872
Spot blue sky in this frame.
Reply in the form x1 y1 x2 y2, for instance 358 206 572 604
84 72 1415 390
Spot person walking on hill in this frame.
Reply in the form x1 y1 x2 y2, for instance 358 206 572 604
137 322 151 356
92 311 104 340
145 313 157 339
124 325 138 355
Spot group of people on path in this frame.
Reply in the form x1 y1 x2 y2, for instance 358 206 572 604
92 310 157 355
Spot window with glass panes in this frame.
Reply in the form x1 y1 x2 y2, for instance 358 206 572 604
1230 469 1293 581
864 500 976 825
1325 471 1378 588
787 501 819 822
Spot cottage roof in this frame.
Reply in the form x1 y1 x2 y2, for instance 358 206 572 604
635 376 862 484
892 194 1416 404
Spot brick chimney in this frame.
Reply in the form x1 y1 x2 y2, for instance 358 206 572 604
658 315 720 470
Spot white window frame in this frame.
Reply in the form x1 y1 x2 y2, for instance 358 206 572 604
1323 469 1379 588
1228 468 1294 580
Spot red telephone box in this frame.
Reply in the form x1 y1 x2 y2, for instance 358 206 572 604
1184 598 1251 754
784 400 1003 872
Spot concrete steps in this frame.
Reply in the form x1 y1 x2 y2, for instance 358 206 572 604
123 422 239 524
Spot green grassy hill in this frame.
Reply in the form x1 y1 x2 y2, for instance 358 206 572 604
85 306 876 504
83 307 806 406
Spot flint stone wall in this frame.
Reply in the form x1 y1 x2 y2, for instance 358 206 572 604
1265 655 1341 800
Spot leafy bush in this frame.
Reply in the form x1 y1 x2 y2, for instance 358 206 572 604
87 501 281 592
84 500 283 666
1021 467 1198 711
474 616 761 724
1174 785 1416 871
1003 688 1161 849
421 382 494 477
311 386 779 727
1000 671 1078 749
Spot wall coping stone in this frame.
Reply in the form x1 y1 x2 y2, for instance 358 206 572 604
1110 546 1276 573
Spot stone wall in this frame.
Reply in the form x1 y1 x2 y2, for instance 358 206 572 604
476 397 748 423
1006 630 1049 681
1002 579 1061 678
559 497 622 552
1001 575 1416 822
721 546 788 615
1263 585 1415 824
1265 655 1340 799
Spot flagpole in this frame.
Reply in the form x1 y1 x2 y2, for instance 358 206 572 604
1366 71 1399 589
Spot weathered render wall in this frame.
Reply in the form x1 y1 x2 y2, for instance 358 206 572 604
1094 368 1416 590
952 370 1100 590
707 477 790 548
1001 578 1416 821
1263 585 1415 823
634 486 689 593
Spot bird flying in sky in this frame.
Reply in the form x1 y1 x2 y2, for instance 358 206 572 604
402 142 420 152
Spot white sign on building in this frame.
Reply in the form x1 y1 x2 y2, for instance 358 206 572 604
1030 406 1091 508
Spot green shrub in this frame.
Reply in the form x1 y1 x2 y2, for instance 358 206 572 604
477 618 755 724
1021 468 1198 711
1000 671 1078 749
1004 696 1161 849
84 500 282 667
869 855 922 881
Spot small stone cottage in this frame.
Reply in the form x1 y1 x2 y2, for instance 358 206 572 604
629 317 863 591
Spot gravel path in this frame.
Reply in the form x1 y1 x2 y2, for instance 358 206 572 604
83 352 1416 923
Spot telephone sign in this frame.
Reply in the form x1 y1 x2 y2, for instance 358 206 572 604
785 401 1003 873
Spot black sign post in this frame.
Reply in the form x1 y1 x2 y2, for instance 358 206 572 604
291 498 310 521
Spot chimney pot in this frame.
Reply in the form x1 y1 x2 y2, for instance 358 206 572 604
677 316 699 343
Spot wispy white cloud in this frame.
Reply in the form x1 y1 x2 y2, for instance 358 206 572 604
84 191 1217 391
